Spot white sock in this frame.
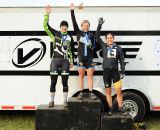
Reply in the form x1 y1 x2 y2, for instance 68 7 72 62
50 92 55 102
63 92 68 103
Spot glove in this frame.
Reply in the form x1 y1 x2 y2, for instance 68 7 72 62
120 72 125 79
98 17 105 25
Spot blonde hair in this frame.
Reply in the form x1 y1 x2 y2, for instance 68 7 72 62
81 20 90 27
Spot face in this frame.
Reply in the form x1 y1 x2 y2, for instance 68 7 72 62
60 25 68 33
106 34 115 45
81 22 90 32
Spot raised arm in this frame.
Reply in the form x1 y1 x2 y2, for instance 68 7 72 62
43 5 59 44
96 18 105 47
70 36 75 64
70 3 80 33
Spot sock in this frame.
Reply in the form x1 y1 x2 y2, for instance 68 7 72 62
63 92 68 102
50 92 55 102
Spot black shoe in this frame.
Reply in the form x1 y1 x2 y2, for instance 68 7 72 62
119 107 128 116
108 107 113 116
77 92 83 99
90 92 97 100
48 101 54 108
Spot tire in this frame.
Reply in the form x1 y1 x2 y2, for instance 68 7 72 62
113 92 146 122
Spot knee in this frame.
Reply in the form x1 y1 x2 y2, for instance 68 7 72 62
106 88 111 95
79 73 85 78
87 73 93 78
61 74 69 92
50 74 58 85
61 74 69 85
50 75 58 92
87 69 94 77
50 81 56 92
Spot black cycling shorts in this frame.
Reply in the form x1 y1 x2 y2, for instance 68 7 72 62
50 58 69 75
77 56 95 69
103 68 120 88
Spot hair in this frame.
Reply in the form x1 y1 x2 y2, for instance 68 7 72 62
105 33 115 38
81 20 90 27
60 20 68 28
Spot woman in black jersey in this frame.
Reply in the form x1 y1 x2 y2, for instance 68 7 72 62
44 5 74 107
96 18 127 116
70 3 96 99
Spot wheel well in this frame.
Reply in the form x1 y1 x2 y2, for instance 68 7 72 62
121 89 150 111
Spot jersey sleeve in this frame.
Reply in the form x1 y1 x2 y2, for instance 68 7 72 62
67 36 75 65
43 14 59 45
70 36 75 63
118 47 125 73
70 10 80 34
96 24 105 48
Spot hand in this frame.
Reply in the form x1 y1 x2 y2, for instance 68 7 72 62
70 3 75 10
120 72 125 79
70 64 74 69
45 5 52 14
98 17 105 25
78 3 83 10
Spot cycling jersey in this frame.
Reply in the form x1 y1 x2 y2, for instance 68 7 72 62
96 24 125 73
44 14 74 65
70 10 95 68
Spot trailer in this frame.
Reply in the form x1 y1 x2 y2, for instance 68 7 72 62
0 5 160 122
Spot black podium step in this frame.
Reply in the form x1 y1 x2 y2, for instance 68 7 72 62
68 97 101 130
101 113 133 130
36 105 69 130
35 94 134 130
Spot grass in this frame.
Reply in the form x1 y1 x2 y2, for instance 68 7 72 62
0 111 35 130
0 111 159 130
144 111 160 130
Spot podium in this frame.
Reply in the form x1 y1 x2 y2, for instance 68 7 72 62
35 94 133 130
101 113 133 130
68 96 101 130
36 105 69 130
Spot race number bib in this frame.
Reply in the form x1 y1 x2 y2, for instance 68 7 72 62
107 49 117 58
